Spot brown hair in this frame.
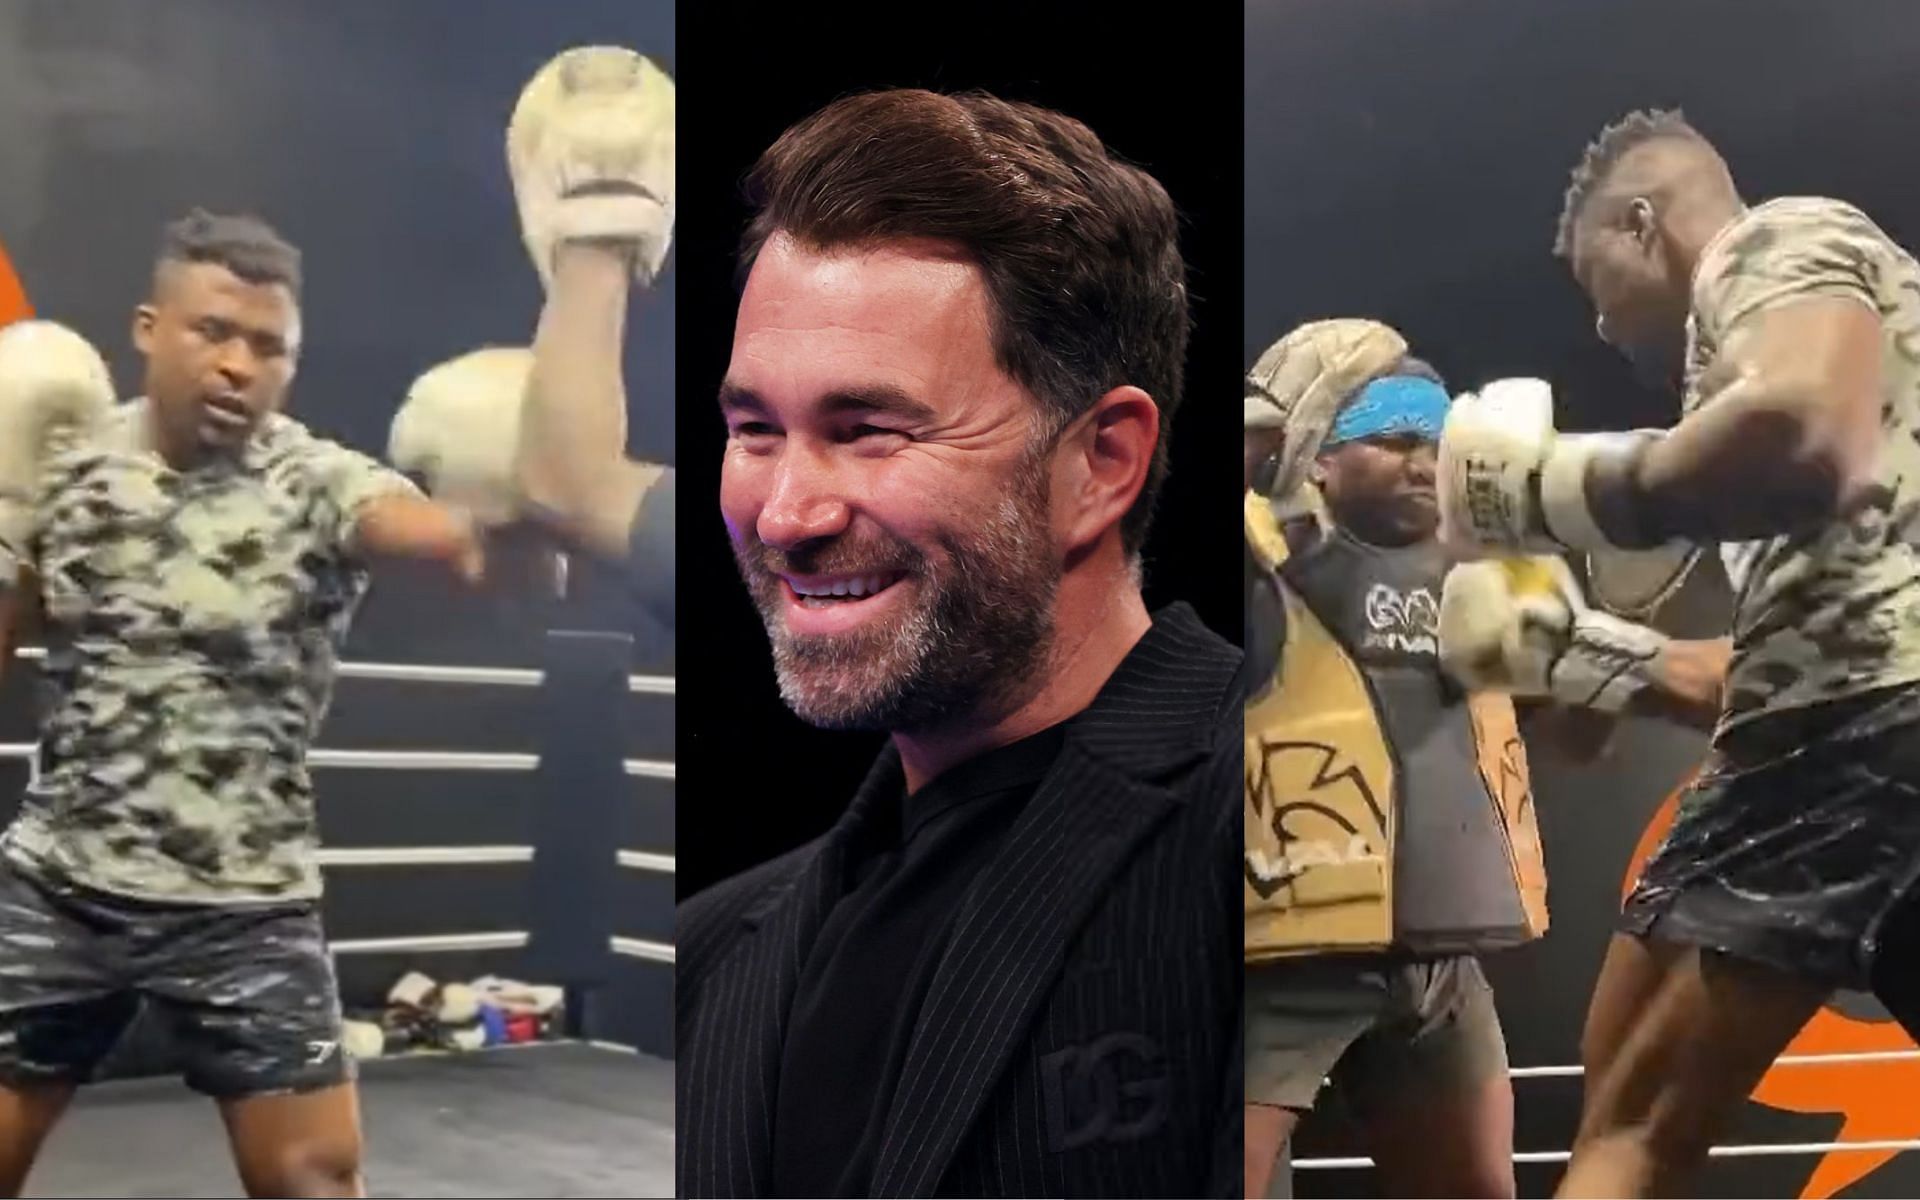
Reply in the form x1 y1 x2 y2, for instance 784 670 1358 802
740 89 1188 555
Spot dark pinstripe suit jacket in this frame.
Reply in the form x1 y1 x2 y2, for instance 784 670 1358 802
677 603 1242 1198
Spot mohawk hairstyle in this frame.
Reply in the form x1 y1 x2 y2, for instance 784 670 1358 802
1553 108 1705 259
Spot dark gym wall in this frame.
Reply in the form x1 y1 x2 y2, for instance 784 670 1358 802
673 2 1246 898
0 0 675 1058
1246 1 1920 1195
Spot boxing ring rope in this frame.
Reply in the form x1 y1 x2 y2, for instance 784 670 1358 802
311 846 675 875
1506 1052 1920 1075
1294 1138 1920 1170
6 646 675 695
327 931 675 963
0 744 676 801
1294 1054 1920 1171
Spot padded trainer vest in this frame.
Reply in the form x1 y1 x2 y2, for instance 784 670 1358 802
1244 490 1548 961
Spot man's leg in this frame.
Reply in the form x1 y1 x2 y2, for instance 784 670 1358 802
218 1083 365 1198
1242 1104 1298 1200
1868 879 1920 1042
0 865 143 1196
1350 956 1515 1199
1578 932 1684 1089
1243 961 1382 1200
0 1083 74 1197
1558 944 1826 1198
145 900 363 1198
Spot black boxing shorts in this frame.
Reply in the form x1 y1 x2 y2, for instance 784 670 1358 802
0 860 352 1097
1622 682 1920 991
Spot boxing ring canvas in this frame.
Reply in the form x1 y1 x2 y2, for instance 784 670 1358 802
24 1043 673 1198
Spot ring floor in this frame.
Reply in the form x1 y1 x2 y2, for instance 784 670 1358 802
23 1041 673 1198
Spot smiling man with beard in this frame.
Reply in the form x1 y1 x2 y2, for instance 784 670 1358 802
675 90 1243 1199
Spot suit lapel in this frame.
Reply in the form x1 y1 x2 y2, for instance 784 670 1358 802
699 749 903 1196
867 604 1235 1196
868 743 1178 1197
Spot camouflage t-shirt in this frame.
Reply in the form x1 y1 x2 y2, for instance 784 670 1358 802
1 400 416 903
1685 197 1920 732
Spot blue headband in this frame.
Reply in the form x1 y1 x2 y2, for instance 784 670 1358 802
1324 374 1450 447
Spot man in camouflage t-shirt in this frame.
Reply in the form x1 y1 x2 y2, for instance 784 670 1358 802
0 211 484 1197
1433 108 1920 1196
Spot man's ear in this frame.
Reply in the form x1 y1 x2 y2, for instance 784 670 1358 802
1628 197 1658 250
131 303 158 357
1054 385 1158 554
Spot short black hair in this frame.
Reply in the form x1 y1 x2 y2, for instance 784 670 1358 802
1390 354 1445 390
1553 108 1706 259
156 208 302 297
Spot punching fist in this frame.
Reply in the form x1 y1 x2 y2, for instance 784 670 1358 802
388 347 531 526
1436 377 1659 558
1438 555 1671 712
0 320 115 571
507 45 676 288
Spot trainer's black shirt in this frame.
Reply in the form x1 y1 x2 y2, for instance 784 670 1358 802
627 467 675 628
769 722 1067 1197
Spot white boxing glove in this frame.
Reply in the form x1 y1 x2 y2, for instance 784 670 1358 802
388 347 531 527
0 320 116 572
507 45 676 288
1436 377 1659 558
1439 555 1671 712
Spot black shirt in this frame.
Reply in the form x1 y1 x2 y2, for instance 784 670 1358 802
627 467 675 629
769 723 1068 1197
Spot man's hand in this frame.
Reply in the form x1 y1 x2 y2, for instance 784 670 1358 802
355 493 485 584
1440 556 1673 712
1436 378 1663 557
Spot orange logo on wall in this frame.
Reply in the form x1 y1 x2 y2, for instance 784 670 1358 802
0 239 31 327
1626 778 1920 1200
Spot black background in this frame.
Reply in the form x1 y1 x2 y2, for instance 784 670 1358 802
674 4 1246 897
1247 1 1920 1195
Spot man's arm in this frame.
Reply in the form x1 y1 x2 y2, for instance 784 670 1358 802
516 242 669 566
1519 634 1730 761
1590 297 1885 545
353 492 484 583
1622 635 1731 732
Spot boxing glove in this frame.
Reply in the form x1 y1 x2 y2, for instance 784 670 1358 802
341 1019 386 1061
1438 555 1670 712
1436 377 1660 558
386 970 437 1011
507 45 676 288
436 982 480 1026
0 320 115 573
388 347 530 527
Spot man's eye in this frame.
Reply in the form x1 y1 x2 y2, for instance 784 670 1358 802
850 424 906 441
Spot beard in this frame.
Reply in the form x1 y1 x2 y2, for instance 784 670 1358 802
732 447 1060 733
